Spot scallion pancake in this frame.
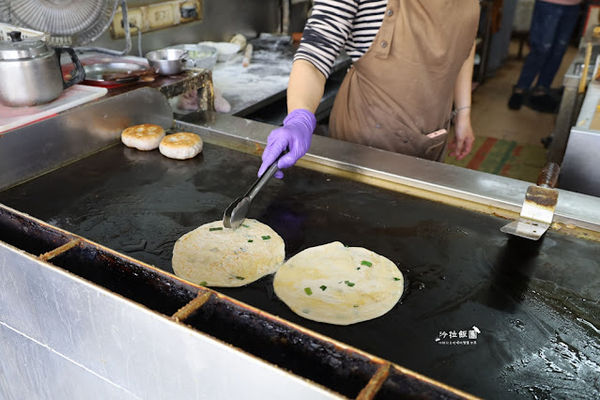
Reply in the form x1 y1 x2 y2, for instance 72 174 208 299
273 242 404 325
172 219 285 287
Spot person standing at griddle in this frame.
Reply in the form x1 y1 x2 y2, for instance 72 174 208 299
258 0 480 178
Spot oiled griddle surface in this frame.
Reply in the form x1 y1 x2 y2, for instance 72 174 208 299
1 143 599 399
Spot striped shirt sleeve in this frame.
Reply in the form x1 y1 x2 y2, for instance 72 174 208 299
294 0 360 78
345 0 387 60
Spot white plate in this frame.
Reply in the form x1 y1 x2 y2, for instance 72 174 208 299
198 41 241 62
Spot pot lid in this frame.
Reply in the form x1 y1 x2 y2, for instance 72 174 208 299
0 32 51 61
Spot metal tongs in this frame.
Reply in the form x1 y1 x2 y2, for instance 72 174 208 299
223 155 282 229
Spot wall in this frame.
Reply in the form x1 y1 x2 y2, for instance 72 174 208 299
487 0 518 74
87 0 281 54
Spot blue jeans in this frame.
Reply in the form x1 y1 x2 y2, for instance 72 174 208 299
516 0 580 90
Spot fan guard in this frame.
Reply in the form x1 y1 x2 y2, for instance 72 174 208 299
0 0 119 46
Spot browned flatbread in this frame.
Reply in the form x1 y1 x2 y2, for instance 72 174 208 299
121 124 165 151
159 132 203 160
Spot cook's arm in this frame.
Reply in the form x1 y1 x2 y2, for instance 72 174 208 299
257 61 325 178
449 43 476 160
258 0 357 177
287 60 327 113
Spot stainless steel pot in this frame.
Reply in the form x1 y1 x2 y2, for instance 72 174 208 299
0 31 86 107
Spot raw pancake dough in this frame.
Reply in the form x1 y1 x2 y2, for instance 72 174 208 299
172 219 285 287
159 132 203 160
121 124 165 151
273 242 404 325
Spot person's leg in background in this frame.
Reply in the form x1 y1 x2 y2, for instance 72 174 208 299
537 4 579 88
508 1 562 110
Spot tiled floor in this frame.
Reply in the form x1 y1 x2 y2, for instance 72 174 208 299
445 136 547 182
445 40 578 182
470 40 577 146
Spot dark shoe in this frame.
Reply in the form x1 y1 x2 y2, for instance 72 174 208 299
541 135 553 148
529 93 559 113
508 91 524 110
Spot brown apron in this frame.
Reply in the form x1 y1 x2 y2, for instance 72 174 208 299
329 0 480 161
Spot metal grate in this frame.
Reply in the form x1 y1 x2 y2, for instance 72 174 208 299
0 203 477 400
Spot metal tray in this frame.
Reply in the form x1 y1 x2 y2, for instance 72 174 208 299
83 62 148 84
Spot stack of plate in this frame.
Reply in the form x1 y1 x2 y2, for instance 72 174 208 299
198 41 241 62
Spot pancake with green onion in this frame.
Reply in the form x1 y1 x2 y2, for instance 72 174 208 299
172 219 284 287
273 242 404 325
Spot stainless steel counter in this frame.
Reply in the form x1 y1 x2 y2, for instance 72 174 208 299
560 54 600 196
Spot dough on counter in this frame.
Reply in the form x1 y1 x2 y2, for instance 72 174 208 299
172 219 285 287
273 242 404 325
121 124 165 150
159 132 203 160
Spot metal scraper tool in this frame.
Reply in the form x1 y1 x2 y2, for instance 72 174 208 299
500 162 560 240
223 155 282 230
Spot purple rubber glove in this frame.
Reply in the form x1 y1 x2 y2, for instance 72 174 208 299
258 108 316 179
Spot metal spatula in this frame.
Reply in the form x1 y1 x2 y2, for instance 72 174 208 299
500 162 560 240
223 155 282 230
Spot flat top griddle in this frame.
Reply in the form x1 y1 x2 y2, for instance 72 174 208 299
1 142 599 399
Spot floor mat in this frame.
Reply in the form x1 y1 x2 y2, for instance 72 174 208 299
444 136 547 183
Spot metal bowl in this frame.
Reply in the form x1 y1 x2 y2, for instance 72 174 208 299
167 44 217 70
145 48 187 76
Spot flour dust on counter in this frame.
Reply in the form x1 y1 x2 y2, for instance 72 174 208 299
211 49 292 115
